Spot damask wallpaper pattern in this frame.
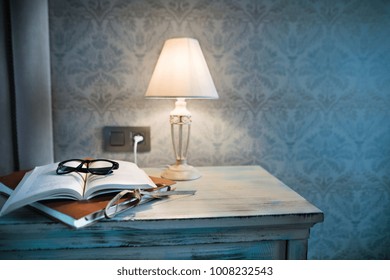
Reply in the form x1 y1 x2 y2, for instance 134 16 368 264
49 0 390 259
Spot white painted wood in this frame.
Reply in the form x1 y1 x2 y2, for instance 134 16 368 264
135 166 322 221
0 165 323 259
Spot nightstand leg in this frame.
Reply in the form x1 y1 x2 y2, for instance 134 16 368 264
286 239 308 260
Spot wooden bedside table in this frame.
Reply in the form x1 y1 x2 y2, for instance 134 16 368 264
0 165 323 260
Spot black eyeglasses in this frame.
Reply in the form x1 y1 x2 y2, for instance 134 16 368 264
56 159 119 175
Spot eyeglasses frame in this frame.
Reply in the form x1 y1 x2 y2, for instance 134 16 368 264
56 159 119 175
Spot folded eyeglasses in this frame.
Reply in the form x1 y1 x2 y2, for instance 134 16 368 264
56 159 119 175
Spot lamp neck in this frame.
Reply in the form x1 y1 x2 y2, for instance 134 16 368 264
170 98 191 117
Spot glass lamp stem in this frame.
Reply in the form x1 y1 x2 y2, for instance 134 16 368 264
170 99 191 165
161 98 200 180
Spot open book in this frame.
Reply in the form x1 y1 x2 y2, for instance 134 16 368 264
0 160 157 216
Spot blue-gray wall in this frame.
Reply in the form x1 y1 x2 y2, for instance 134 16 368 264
11 0 54 170
49 0 390 259
0 0 53 174
0 0 15 175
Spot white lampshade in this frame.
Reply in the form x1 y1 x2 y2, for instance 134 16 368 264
145 37 218 99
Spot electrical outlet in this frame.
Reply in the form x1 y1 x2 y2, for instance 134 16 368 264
103 126 150 153
128 126 150 153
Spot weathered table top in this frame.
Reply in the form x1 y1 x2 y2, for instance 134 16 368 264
127 165 323 227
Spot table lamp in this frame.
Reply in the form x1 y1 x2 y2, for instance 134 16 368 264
145 37 218 180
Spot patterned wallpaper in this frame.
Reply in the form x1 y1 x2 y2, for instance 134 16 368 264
49 0 390 259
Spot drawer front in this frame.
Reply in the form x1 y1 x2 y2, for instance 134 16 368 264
1 241 286 260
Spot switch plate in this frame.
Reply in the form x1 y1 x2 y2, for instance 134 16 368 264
110 131 125 146
103 126 150 153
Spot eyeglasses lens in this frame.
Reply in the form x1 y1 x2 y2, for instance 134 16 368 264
87 160 115 175
57 160 83 174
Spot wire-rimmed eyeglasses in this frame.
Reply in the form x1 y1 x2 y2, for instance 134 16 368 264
56 159 119 175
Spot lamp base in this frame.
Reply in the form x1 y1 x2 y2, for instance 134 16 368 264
161 163 201 181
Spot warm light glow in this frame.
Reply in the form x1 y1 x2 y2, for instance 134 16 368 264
145 37 218 99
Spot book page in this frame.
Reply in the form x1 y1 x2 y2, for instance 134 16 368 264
0 163 85 215
84 160 156 198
